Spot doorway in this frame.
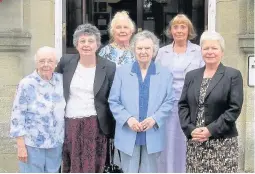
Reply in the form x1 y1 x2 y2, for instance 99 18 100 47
62 0 206 54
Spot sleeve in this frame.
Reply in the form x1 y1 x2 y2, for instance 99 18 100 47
105 59 116 88
108 68 133 127
199 53 205 67
109 63 116 87
10 82 28 138
154 48 162 63
206 70 244 137
178 72 196 138
151 72 174 128
55 56 65 73
98 46 106 58
196 47 205 67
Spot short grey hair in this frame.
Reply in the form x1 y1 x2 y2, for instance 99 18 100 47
73 23 101 48
34 46 58 62
130 30 159 57
200 31 225 51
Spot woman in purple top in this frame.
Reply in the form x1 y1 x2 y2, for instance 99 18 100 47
155 14 204 173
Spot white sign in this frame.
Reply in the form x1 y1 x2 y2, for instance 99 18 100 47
248 55 255 87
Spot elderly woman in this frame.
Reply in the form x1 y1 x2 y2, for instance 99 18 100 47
155 14 204 173
178 31 243 173
98 10 135 66
55 23 116 173
109 30 174 173
10 46 65 173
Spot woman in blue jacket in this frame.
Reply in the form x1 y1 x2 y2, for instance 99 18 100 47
109 30 174 173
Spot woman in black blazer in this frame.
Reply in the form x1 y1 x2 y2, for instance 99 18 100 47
55 24 116 173
178 31 243 173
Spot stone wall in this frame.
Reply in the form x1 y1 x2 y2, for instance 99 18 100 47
216 0 254 172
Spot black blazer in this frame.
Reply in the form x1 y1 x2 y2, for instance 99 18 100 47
56 54 116 138
178 63 243 139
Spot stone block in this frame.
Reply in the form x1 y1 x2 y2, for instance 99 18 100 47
237 121 246 171
0 153 18 173
247 0 254 34
244 121 255 172
245 89 255 122
239 34 255 54
0 30 31 52
0 0 23 31
216 0 239 33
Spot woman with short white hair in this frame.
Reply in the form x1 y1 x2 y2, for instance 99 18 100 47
178 31 243 173
10 46 65 173
109 30 174 172
99 10 135 66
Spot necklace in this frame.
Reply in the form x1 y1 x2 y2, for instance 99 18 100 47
112 42 129 50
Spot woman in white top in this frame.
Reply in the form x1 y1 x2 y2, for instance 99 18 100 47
56 23 116 173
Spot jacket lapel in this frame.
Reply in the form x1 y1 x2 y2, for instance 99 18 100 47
147 70 160 115
166 41 196 71
205 63 225 99
64 54 79 101
182 41 197 71
94 58 106 96
129 71 139 116
193 67 205 103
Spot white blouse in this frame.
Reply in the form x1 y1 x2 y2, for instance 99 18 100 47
65 63 97 118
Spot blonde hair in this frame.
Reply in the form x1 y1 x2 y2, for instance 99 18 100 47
109 11 136 42
166 14 197 40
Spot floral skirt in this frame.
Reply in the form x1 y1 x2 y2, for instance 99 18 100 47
186 137 238 173
62 116 107 173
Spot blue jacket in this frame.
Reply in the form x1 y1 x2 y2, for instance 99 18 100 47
108 62 174 156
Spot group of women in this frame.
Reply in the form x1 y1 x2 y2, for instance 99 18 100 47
10 11 243 173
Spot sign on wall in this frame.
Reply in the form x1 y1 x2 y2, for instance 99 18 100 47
248 55 255 87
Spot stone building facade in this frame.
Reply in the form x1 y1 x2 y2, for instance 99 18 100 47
0 0 253 172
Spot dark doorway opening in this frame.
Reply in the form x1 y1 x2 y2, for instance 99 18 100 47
63 0 206 54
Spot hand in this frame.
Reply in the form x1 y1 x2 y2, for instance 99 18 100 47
191 127 211 142
200 127 211 138
191 128 203 137
140 117 156 131
127 117 143 132
16 136 28 163
17 146 28 163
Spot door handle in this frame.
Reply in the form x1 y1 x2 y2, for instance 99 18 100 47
62 22 66 38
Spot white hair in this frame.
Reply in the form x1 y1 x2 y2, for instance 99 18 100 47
34 46 59 62
200 31 225 51
130 30 159 57
109 11 136 41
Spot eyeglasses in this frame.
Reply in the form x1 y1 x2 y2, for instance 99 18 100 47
38 59 55 65
78 39 96 45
